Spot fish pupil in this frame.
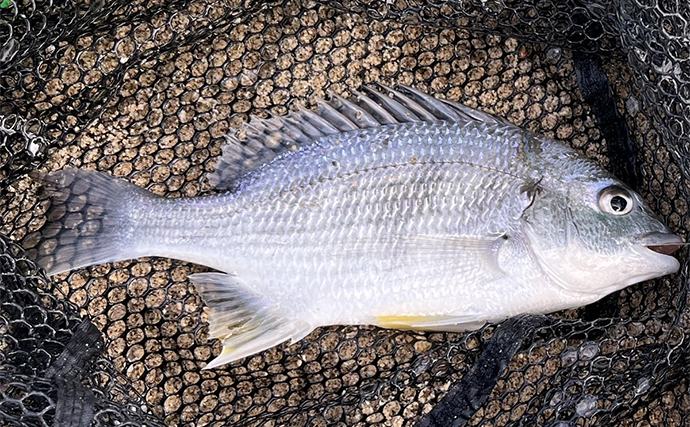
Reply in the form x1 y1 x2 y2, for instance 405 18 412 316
610 196 627 212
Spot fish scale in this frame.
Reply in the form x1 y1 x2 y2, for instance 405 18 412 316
33 85 682 369
138 149 535 319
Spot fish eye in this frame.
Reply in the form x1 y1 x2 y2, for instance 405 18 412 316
598 186 634 215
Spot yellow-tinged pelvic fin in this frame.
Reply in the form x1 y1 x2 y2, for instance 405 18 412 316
375 314 488 332
376 315 453 329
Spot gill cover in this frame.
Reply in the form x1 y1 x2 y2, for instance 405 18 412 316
520 180 681 297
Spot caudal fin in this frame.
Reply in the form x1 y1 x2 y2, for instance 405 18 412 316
24 169 157 276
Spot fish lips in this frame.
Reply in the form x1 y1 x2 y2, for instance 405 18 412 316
635 232 684 256
620 232 684 286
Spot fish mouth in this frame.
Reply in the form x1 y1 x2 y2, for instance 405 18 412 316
636 232 684 256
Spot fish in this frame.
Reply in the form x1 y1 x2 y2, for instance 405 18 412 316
26 84 683 369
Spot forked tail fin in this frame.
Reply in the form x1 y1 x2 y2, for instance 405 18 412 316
24 169 158 276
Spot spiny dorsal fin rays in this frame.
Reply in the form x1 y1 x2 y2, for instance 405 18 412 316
438 96 505 125
280 119 314 146
328 92 381 128
208 84 506 191
284 113 326 140
315 99 359 132
395 84 465 122
373 83 438 122
360 85 423 122
293 105 341 136
350 88 399 125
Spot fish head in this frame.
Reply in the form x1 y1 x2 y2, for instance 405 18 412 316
521 177 683 297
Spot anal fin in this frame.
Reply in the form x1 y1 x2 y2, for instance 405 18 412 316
189 273 311 369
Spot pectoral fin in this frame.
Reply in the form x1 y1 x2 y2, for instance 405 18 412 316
332 233 508 280
372 234 507 333
401 234 507 275
189 273 312 369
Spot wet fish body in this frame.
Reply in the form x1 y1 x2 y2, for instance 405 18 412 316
30 85 682 369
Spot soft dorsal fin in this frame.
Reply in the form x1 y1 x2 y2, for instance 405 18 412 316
208 84 504 190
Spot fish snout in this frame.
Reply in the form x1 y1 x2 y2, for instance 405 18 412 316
635 232 684 255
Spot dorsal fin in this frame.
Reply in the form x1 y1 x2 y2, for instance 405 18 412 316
208 84 504 190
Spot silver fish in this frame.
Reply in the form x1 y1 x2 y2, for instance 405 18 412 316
29 84 683 369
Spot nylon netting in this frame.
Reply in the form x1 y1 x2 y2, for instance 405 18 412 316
1 0 690 426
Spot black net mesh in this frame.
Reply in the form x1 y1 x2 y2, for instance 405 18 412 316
2 0 690 426
0 235 163 426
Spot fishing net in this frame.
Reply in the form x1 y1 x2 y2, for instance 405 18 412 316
1 0 690 426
